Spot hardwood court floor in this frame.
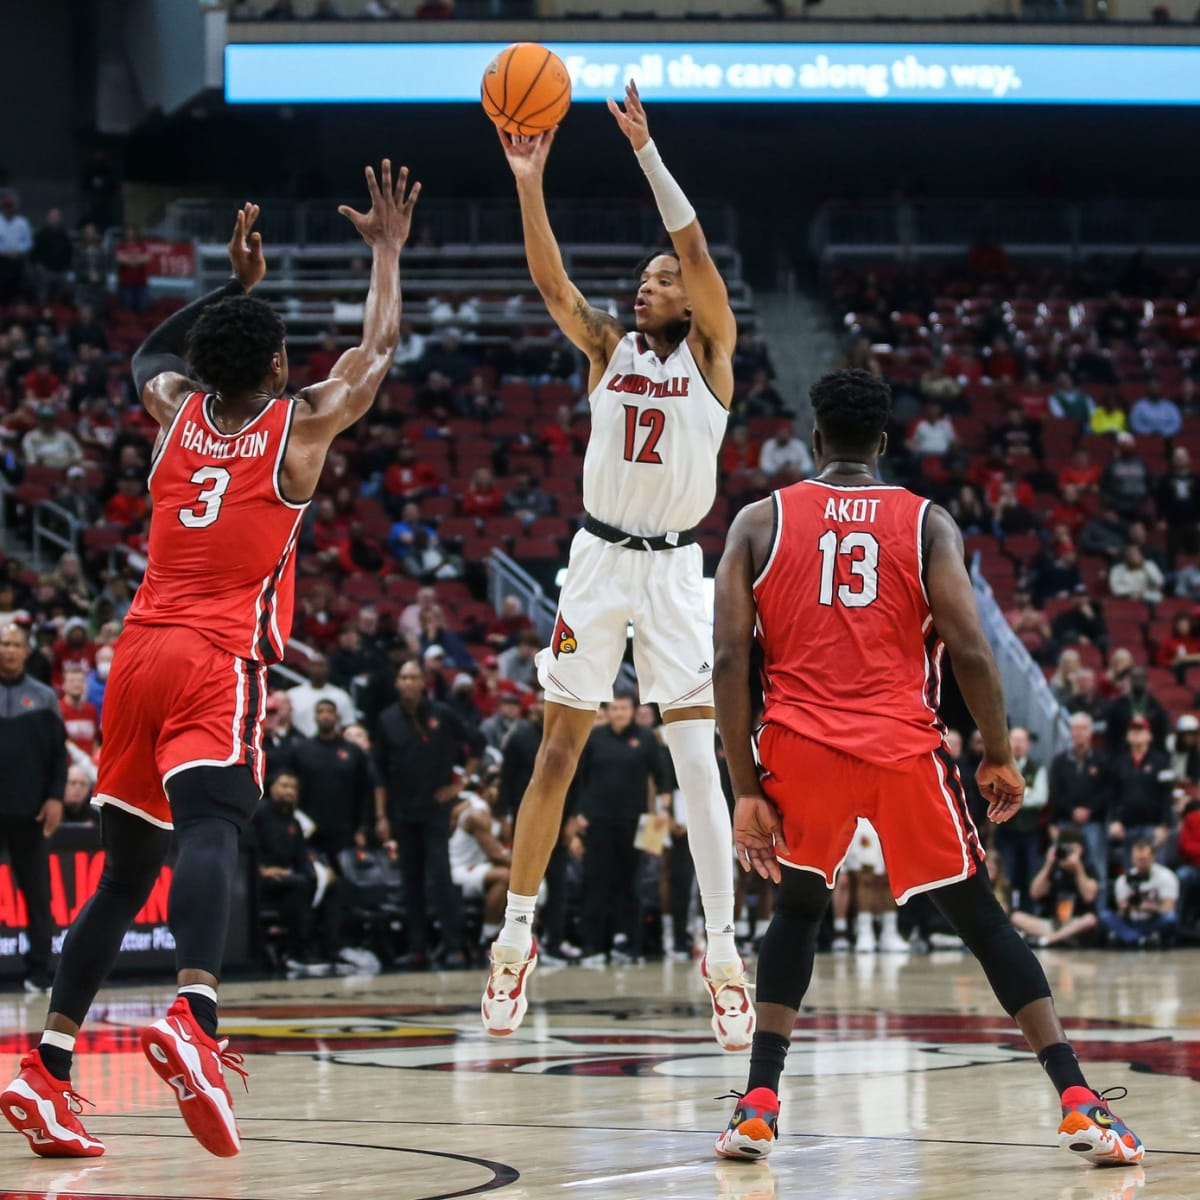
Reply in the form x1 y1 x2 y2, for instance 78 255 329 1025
0 949 1197 1199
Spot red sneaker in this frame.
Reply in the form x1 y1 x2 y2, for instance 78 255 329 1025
141 998 248 1158
0 1050 104 1157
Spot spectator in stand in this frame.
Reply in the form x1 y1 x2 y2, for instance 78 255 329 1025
306 333 340 382
906 400 956 457
1155 613 1200 681
419 604 474 670
1009 830 1101 948
1109 544 1165 604
0 190 32 304
29 209 73 303
1048 373 1095 428
1100 432 1151 518
52 619 96 687
59 666 99 761
984 334 1020 383
1031 539 1082 605
391 319 426 378
375 659 480 969
68 306 108 355
498 628 540 690
1059 446 1101 495
1106 665 1169 749
264 691 305 776
503 470 553 521
1168 713 1200 785
462 467 504 519
1129 378 1182 438
758 425 813 482
1078 505 1127 563
85 643 112 716
383 441 442 514
480 690 522 753
1175 794 1200 923
1005 589 1053 660
289 654 357 738
1089 390 1127 436
539 404 580 457
422 328 473 386
398 585 437 644
388 501 437 564
1048 648 1082 706
1052 584 1108 650
1101 838 1178 947
989 476 1039 537
721 424 760 475
944 344 983 386
460 372 501 420
23 360 65 402
1109 717 1174 864
113 226 150 313
1049 483 1089 541
1074 333 1116 387
1125 519 1167 573
447 672 483 731
1067 667 1104 719
740 368 791 420
104 468 149 531
486 596 533 649
1157 447 1200 566
995 726 1049 911
421 645 451 703
416 370 455 419
1175 557 1200 600
449 773 512 949
61 764 96 825
22 405 81 469
73 224 107 311
732 329 774 384
919 357 962 408
946 484 990 534
329 621 373 695
1048 712 1113 908
291 699 374 864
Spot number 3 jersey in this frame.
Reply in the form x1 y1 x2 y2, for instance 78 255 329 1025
584 332 728 536
125 391 308 664
753 479 944 766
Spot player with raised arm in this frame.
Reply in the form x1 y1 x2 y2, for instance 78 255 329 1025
710 368 1144 1167
0 162 420 1159
480 83 754 1050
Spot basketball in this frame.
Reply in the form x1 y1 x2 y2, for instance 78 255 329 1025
481 43 571 136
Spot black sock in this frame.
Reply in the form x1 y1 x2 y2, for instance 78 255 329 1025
1038 1042 1089 1097
746 1032 790 1095
37 1042 72 1082
181 991 219 1040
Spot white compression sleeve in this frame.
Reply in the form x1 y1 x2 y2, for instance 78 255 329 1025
635 139 696 234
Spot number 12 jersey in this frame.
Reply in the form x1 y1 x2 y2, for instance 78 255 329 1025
753 479 945 766
125 391 308 664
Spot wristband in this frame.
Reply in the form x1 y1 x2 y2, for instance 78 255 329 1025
635 139 696 234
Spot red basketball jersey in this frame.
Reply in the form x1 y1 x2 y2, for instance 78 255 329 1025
125 392 307 664
753 479 943 766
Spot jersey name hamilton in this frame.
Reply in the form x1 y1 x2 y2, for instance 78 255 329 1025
583 333 728 538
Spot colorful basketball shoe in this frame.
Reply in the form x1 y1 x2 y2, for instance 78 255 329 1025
1058 1086 1145 1167
141 998 248 1157
715 1087 780 1160
0 1050 104 1157
702 956 756 1052
481 940 538 1036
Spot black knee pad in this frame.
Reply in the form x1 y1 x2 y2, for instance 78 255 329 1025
776 867 834 920
97 806 171 898
930 869 1052 1017
166 764 260 833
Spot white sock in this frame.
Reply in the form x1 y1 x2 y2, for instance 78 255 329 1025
178 983 218 1003
880 911 899 936
662 719 738 965
833 918 849 934
855 912 874 933
495 891 536 953
40 1030 75 1053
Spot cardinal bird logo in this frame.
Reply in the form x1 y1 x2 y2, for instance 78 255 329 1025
552 613 577 658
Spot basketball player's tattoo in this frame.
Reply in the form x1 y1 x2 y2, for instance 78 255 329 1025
573 296 623 346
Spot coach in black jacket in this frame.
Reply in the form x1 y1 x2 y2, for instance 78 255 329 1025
0 625 67 991
374 659 481 968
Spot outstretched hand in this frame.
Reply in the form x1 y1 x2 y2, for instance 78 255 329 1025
496 128 556 180
606 79 650 151
228 202 266 291
733 794 790 883
338 159 421 251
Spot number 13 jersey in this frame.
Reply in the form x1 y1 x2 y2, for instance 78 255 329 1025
753 479 944 766
584 333 728 536
125 391 308 664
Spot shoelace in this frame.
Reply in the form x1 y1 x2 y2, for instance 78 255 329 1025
62 1088 95 1117
1095 1086 1128 1107
715 1090 746 1103
490 956 530 991
216 1042 250 1093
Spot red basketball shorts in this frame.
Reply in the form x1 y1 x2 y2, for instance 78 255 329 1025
756 723 985 904
94 624 267 829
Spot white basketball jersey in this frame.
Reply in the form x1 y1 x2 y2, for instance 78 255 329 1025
583 333 728 537
448 794 494 876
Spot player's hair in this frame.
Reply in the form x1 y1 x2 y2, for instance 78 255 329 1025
185 296 286 398
635 250 680 278
810 369 892 456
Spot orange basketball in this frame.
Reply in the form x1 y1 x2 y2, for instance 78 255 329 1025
481 43 571 136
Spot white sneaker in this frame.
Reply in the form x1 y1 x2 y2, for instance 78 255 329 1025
702 956 756 1052
878 928 909 954
481 940 538 1037
831 933 850 953
579 952 607 969
855 921 877 954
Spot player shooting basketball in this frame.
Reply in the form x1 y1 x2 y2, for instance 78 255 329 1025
481 82 754 1052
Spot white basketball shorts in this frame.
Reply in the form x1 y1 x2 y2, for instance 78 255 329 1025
537 529 714 711
452 861 492 900
840 818 886 875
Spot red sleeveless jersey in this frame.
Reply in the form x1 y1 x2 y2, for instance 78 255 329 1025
125 392 307 664
753 479 943 766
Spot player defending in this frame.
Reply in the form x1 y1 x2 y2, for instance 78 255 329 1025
711 369 1144 1167
481 83 752 1049
1 162 420 1159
